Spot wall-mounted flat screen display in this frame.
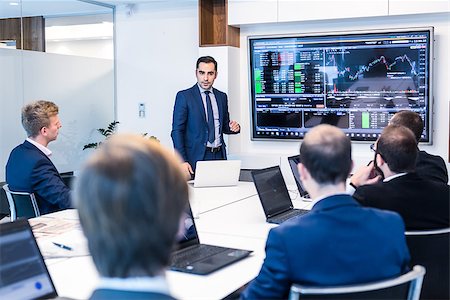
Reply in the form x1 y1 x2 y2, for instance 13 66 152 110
249 27 433 142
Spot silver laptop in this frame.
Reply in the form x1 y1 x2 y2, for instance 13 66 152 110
193 160 241 188
0 219 58 300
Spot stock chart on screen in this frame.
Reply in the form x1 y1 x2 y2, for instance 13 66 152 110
249 27 433 142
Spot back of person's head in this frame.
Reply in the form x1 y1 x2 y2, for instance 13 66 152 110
300 124 352 185
389 110 423 143
377 125 417 173
74 134 188 278
21 100 58 138
196 56 217 71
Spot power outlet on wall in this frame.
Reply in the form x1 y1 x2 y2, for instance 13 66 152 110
138 103 146 118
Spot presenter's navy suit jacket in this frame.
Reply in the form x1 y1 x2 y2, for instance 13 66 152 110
6 140 71 215
171 84 237 170
242 195 410 300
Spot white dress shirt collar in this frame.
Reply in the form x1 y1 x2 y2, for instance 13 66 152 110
311 192 349 207
197 83 212 94
26 138 52 157
97 275 170 295
383 172 408 182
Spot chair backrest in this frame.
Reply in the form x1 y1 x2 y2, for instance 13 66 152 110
405 228 450 300
2 184 41 221
289 265 425 300
0 182 10 218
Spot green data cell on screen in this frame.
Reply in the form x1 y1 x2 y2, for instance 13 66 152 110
255 69 261 81
362 112 370 129
255 82 262 94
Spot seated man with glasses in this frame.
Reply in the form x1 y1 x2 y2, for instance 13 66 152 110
389 110 448 184
349 125 449 230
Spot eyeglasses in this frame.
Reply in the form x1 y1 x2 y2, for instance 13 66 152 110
370 143 384 159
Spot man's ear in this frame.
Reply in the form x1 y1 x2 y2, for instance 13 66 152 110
39 126 47 136
298 163 309 181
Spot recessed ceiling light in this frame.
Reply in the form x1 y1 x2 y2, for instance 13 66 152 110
9 2 19 6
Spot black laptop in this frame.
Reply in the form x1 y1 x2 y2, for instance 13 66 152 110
251 166 309 224
170 203 252 275
0 219 58 299
287 155 310 199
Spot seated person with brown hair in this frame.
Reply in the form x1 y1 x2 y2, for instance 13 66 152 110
74 135 188 300
242 124 410 299
389 110 448 184
350 125 449 230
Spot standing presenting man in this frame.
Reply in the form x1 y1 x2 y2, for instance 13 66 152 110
171 56 240 178
6 100 71 215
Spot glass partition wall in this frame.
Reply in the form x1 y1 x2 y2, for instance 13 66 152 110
0 0 115 181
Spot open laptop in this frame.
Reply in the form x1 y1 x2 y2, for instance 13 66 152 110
170 203 252 275
287 155 310 199
0 219 58 300
251 166 310 224
193 160 241 188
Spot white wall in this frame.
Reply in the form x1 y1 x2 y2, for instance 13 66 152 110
234 13 450 174
0 49 114 181
112 3 449 179
46 39 114 59
114 2 199 149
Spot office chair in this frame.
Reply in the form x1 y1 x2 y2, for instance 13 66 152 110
2 184 41 221
405 228 450 300
289 265 425 300
0 182 10 220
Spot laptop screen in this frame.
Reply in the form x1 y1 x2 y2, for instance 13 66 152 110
287 155 309 197
0 219 58 300
251 166 293 217
174 203 200 251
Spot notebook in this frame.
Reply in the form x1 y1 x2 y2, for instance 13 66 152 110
287 155 310 199
0 219 58 299
251 166 310 224
193 160 241 188
170 203 252 275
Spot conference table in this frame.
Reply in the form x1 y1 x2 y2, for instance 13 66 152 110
33 182 313 299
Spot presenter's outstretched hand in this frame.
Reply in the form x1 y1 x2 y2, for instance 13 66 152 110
229 120 240 133
182 162 194 180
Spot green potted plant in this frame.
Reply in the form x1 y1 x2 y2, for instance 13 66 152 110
83 121 119 150
83 121 159 150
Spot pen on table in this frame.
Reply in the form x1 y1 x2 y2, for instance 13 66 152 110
52 242 73 251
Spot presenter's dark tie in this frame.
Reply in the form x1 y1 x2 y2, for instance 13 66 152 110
205 91 215 143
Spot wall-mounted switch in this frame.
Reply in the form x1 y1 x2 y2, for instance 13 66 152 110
138 103 145 118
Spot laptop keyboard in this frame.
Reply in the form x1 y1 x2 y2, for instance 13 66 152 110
171 244 228 268
269 209 309 224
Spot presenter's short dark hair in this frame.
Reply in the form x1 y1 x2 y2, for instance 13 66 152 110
196 56 217 71
300 124 352 185
377 125 417 173
389 110 424 143
74 135 188 277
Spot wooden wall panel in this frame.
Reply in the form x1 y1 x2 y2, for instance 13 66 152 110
0 16 45 52
199 0 239 47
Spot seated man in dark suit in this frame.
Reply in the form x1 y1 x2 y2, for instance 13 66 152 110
74 134 188 300
389 110 448 184
350 125 449 230
242 124 410 299
5 100 71 215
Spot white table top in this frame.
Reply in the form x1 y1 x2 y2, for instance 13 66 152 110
38 182 283 299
